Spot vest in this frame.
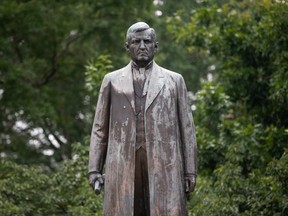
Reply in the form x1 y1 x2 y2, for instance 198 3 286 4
133 77 147 150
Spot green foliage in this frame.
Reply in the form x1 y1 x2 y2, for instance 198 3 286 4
166 1 288 214
194 82 231 173
0 160 52 215
0 142 102 215
1 0 288 215
169 0 288 127
188 83 288 215
85 55 113 97
154 0 230 92
0 0 153 167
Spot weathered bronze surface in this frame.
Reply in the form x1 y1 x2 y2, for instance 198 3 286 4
88 22 197 216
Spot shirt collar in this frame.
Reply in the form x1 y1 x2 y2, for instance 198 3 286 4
131 60 153 71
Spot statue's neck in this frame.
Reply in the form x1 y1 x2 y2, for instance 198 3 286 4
132 60 153 70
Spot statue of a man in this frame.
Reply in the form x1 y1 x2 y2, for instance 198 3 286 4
88 22 197 216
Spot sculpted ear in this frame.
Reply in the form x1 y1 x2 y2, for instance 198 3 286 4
125 42 129 51
154 42 158 54
155 42 158 48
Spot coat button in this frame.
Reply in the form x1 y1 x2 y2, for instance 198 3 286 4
123 106 126 109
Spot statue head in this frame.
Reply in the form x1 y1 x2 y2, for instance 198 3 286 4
125 22 158 67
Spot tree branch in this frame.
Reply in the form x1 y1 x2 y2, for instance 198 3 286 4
11 35 24 64
42 127 60 151
42 119 65 148
33 32 81 88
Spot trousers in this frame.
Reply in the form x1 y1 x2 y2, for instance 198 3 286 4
134 147 150 216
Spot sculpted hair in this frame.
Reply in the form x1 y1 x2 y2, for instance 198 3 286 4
126 22 157 43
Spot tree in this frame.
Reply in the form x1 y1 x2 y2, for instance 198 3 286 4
2 0 287 215
0 142 104 216
0 0 153 168
167 0 288 215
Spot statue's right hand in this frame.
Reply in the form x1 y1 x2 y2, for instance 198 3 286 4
89 172 102 189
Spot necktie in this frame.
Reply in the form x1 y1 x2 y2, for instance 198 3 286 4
138 68 146 89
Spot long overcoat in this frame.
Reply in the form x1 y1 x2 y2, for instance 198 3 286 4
88 61 197 216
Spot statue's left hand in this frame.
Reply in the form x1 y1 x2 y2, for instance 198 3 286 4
185 174 196 193
89 172 102 189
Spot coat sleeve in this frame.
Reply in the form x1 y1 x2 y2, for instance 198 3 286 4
177 74 197 175
88 75 111 174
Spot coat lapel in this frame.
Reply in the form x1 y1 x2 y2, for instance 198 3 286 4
120 62 136 113
145 62 166 112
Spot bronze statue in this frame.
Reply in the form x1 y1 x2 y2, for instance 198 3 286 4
88 22 197 216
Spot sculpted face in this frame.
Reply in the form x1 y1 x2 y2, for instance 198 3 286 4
126 29 158 67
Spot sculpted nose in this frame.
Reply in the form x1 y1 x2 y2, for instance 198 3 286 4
139 40 145 49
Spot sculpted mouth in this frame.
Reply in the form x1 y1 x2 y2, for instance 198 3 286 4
138 52 148 55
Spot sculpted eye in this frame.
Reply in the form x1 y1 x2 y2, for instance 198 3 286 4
144 39 152 44
132 39 141 44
